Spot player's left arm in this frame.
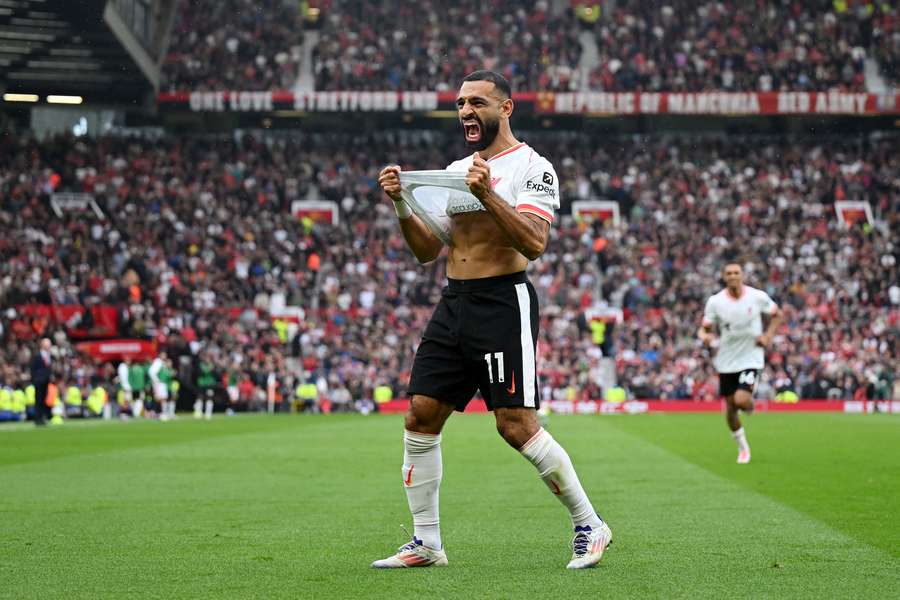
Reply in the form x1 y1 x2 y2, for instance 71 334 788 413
466 153 553 260
756 293 783 350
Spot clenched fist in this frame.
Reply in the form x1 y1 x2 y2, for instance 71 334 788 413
378 165 403 202
466 153 492 199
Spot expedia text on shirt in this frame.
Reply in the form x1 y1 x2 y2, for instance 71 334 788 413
525 180 557 198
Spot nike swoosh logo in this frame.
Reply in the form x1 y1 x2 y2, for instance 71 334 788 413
404 464 413 486
491 176 502 187
506 371 516 395
549 479 561 495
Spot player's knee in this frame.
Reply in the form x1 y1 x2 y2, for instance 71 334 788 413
404 410 424 432
495 419 517 445
404 402 444 434
495 417 534 448
733 390 753 407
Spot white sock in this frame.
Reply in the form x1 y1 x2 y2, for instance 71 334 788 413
520 428 603 529
193 400 202 418
204 399 213 419
732 427 750 452
133 400 143 418
403 430 442 549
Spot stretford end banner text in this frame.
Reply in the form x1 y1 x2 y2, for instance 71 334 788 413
158 91 900 116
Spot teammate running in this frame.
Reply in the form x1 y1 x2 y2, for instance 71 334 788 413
373 71 611 570
698 264 783 464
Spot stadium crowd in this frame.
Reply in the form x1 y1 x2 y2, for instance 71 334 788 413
161 0 899 93
312 0 584 92
0 130 897 416
584 0 885 93
162 0 305 92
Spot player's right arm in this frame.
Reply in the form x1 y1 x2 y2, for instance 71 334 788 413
698 297 716 346
378 165 443 264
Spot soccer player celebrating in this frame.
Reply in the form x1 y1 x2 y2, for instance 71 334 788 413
373 71 611 570
698 264 783 464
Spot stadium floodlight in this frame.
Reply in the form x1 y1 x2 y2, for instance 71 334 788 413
47 95 83 105
3 93 39 102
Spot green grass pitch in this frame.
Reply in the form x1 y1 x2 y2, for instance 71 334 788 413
2 412 898 599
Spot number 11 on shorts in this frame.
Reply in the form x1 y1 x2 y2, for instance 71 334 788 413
484 352 505 383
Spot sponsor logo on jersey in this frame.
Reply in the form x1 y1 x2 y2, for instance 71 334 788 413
525 179 557 198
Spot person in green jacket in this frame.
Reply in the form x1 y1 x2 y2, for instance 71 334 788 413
195 357 216 420
128 361 148 417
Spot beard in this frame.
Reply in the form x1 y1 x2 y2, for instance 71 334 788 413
464 115 501 151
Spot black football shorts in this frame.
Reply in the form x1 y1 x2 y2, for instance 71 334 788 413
407 271 540 411
719 369 760 398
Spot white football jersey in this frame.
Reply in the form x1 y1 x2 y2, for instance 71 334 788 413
445 142 560 224
702 285 778 373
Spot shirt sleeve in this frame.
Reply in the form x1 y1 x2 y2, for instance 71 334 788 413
702 297 717 327
758 290 778 315
515 157 560 224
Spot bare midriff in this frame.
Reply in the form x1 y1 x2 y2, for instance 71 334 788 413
446 211 528 279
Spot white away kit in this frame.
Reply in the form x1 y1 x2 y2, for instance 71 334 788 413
398 170 483 245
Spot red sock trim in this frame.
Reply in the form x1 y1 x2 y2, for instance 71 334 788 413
518 427 547 453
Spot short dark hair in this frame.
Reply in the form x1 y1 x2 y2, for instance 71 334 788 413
462 70 512 99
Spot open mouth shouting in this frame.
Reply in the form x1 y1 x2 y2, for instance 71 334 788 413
463 118 482 143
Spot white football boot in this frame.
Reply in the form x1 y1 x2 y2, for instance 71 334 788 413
566 521 613 569
371 537 448 569
737 449 751 464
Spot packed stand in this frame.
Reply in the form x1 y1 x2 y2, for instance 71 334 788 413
162 0 304 92
0 130 898 420
313 0 583 92
313 0 898 92
870 2 900 86
159 0 898 93
584 0 900 92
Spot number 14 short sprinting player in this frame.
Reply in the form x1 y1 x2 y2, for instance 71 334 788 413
698 264 783 464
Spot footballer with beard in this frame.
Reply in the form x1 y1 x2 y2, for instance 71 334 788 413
372 71 612 570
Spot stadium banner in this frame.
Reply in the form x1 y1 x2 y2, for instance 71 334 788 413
376 399 881 414
158 91 900 116
548 92 900 115
159 90 442 113
76 339 158 362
